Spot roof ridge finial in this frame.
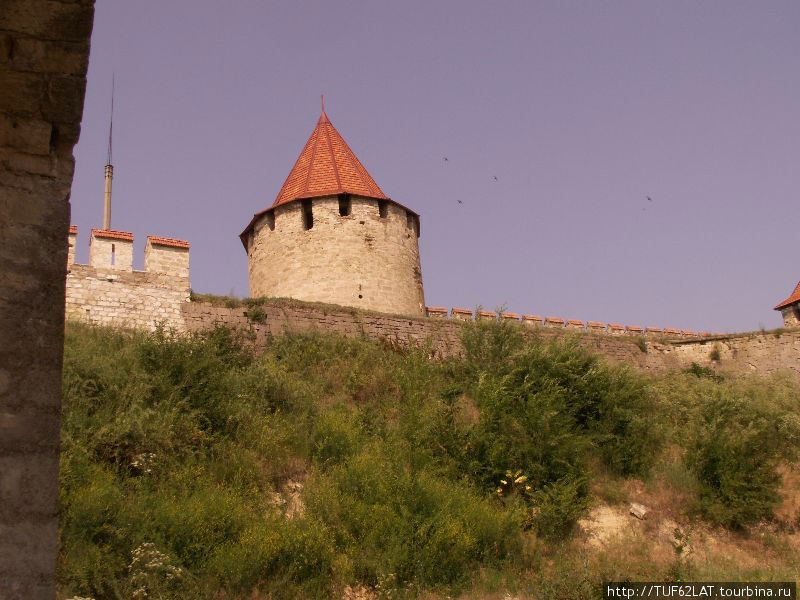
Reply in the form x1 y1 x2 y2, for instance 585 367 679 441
319 94 329 123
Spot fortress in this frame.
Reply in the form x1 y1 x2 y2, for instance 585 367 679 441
63 106 800 379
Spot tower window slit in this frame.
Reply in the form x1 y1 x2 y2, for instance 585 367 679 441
378 200 388 218
111 243 116 266
338 194 351 216
265 211 275 231
302 199 313 230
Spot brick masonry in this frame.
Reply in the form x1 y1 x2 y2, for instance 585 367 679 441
0 1 94 598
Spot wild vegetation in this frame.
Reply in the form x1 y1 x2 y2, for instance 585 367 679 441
59 320 800 599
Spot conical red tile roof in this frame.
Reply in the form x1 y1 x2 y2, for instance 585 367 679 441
775 280 800 310
272 110 388 208
240 107 415 249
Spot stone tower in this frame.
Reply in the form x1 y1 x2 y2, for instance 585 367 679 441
240 107 425 316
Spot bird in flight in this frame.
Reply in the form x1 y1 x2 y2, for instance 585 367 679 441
457 200 463 204
493 176 498 181
646 196 653 202
443 157 449 162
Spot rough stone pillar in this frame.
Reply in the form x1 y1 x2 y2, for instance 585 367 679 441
0 1 94 598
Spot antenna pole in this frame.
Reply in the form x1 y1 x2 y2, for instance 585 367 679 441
103 75 114 230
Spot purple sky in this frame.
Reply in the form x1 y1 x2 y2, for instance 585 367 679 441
70 1 800 333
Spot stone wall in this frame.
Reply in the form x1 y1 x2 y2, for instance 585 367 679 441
780 306 800 328
66 229 190 331
0 1 94 598
179 299 799 380
657 331 800 380
66 264 190 330
247 196 426 317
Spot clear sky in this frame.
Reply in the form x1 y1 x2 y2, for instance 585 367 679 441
70 1 800 333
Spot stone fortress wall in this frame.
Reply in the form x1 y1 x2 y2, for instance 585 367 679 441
63 233 799 381
247 195 425 317
66 227 800 379
183 300 800 381
66 227 190 330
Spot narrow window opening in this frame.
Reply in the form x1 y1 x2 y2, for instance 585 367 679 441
111 243 116 266
338 194 351 216
378 200 388 218
406 211 413 229
301 199 313 230
265 211 275 231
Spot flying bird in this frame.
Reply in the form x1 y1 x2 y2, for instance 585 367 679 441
443 157 449 162
457 200 463 204
647 196 653 202
493 176 498 181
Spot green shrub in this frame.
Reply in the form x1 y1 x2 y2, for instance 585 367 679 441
530 475 590 540
245 304 267 323
687 389 800 528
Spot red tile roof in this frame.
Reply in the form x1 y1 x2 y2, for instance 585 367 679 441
522 314 543 321
240 108 417 249
68 225 77 234
546 317 565 325
272 110 388 208
587 321 606 328
426 306 447 314
147 235 190 249
626 325 644 332
91 229 133 241
775 281 800 310
567 319 584 326
608 323 625 330
451 307 473 315
501 312 520 319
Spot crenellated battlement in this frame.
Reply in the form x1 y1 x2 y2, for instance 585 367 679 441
65 226 191 331
424 306 714 339
68 227 190 278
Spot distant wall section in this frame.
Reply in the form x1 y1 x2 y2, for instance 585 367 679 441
181 299 800 381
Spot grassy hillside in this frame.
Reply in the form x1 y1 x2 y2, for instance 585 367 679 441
59 321 800 599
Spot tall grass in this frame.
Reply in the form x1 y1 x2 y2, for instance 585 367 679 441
58 321 800 598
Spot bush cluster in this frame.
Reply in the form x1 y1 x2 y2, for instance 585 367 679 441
58 320 800 598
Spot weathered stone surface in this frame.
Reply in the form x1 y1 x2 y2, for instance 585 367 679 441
248 197 426 317
0 1 94 597
0 114 52 154
176 299 800 382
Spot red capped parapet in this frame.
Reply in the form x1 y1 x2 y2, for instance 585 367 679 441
587 321 606 333
451 307 473 321
544 316 565 328
566 319 584 330
478 310 496 321
501 312 520 322
664 328 681 337
145 235 190 279
522 314 543 327
645 327 663 336
89 228 134 270
607 323 625 335
68 225 78 269
626 325 644 336
426 306 448 318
